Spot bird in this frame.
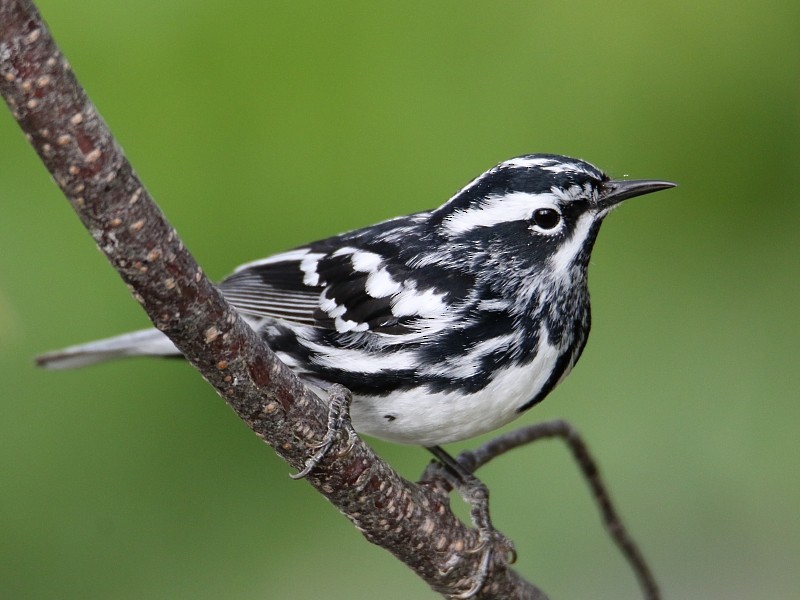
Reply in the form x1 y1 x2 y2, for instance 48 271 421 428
38 154 675 449
39 154 675 596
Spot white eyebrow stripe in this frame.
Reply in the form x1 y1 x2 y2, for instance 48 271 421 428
442 191 558 236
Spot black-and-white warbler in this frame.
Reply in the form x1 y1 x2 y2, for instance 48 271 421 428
39 153 674 595
39 154 674 447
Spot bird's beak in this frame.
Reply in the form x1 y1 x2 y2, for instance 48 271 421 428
597 179 677 211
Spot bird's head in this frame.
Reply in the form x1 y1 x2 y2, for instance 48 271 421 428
430 154 675 279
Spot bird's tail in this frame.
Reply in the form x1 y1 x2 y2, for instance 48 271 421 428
36 328 180 370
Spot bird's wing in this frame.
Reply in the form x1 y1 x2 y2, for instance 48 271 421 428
220 244 460 335
219 248 323 327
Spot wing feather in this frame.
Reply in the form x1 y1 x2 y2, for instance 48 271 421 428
220 239 464 336
220 246 413 334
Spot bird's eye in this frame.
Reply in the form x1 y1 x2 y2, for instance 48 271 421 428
531 208 561 230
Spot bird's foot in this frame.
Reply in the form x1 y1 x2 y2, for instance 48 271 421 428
424 447 516 598
290 384 357 479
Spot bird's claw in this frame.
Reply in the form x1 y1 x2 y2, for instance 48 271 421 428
423 447 516 598
290 384 355 480
449 513 516 598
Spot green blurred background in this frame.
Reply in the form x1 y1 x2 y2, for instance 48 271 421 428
2 1 798 598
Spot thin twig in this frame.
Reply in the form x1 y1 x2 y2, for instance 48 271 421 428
456 420 660 600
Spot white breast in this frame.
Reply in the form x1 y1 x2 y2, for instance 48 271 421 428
349 334 563 446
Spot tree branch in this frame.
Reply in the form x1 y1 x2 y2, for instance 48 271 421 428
0 1 547 598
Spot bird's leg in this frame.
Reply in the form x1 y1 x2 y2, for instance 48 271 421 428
424 445 516 598
290 384 357 479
